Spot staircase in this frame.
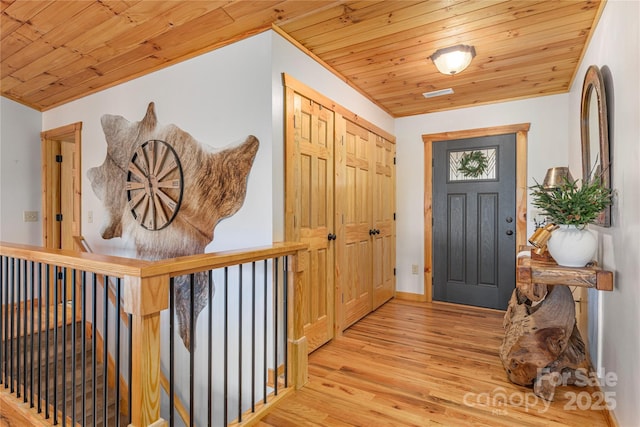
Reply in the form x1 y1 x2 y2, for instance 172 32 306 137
2 308 129 426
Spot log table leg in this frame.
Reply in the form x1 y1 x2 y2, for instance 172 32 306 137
500 285 589 401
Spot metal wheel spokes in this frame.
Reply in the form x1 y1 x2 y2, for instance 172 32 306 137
126 139 184 230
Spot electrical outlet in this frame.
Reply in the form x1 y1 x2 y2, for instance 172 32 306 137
23 211 39 222
411 264 419 275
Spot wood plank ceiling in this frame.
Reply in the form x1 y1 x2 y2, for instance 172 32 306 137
1 0 603 117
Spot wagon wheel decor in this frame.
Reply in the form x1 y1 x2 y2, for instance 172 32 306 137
126 139 184 230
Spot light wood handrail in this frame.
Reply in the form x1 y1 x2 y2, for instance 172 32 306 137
143 242 308 277
0 241 307 279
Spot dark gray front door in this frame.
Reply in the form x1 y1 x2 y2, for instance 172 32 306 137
433 134 516 310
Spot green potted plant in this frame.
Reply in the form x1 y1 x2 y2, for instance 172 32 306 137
530 171 612 267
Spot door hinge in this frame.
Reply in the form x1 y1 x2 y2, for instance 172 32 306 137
393 267 396 276
432 158 435 167
55 213 63 221
55 155 63 163
393 157 396 165
432 216 434 226
393 212 396 220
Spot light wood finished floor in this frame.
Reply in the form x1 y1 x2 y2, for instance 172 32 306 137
259 299 613 427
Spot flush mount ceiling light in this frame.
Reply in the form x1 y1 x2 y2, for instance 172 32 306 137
429 44 476 75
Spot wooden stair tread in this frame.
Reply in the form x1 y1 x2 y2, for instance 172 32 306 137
2 319 129 426
1 301 81 341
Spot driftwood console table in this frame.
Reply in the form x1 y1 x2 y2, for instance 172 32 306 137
500 250 614 401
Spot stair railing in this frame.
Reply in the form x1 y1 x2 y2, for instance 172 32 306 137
0 240 308 427
73 236 190 426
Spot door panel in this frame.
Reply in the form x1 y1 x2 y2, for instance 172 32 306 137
60 141 76 251
341 120 373 329
291 92 334 353
373 136 395 309
433 134 516 310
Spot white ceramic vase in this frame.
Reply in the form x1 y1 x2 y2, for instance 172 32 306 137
547 224 597 267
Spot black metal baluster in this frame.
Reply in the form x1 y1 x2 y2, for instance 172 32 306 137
128 310 133 426
81 271 87 427
103 275 109 426
91 273 97 426
22 260 29 403
62 267 67 427
238 264 243 423
115 277 122 427
71 269 77 426
189 274 195 427
274 257 279 396
224 266 228 425
29 261 35 407
262 260 267 404
251 261 256 414
45 264 50 419
8 258 14 394
37 262 42 414
53 265 58 424
283 256 289 388
16 259 21 398
0 256 5 388
169 277 175 427
207 271 213 427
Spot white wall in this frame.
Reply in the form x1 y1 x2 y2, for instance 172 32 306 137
394 94 570 295
568 1 640 425
0 97 42 245
42 32 275 256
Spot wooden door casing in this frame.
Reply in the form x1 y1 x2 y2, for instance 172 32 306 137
287 91 335 353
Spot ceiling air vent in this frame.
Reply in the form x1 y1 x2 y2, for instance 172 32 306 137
422 88 454 98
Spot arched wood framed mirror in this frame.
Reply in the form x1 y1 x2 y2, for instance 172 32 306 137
580 65 611 227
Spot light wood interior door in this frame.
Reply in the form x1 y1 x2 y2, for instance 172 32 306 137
287 91 335 353
41 122 82 251
339 119 373 329
373 135 396 309
60 140 76 251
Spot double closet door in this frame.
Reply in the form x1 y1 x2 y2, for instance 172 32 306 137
285 79 396 353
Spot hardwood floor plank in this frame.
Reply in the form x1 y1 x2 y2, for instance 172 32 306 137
262 299 611 426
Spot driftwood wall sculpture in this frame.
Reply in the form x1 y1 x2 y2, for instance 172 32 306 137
88 102 259 349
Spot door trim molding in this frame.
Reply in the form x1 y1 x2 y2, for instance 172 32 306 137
41 122 82 249
422 123 530 302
